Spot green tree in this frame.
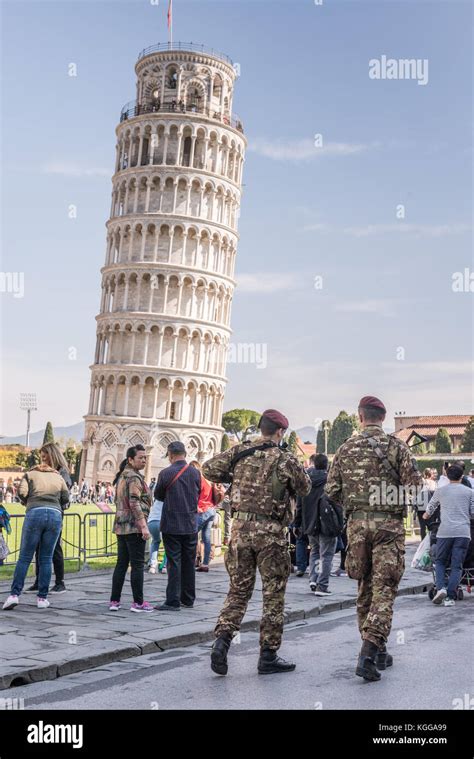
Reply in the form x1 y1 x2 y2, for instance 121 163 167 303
15 451 29 469
42 422 55 445
222 409 260 440
316 420 331 454
328 411 359 452
73 449 82 483
460 416 474 453
64 446 78 471
221 433 231 451
435 427 452 453
27 449 41 468
287 430 299 456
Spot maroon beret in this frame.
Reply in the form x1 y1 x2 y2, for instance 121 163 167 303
358 396 386 413
259 409 289 430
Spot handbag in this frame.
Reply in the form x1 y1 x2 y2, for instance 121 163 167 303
211 483 225 506
0 534 10 561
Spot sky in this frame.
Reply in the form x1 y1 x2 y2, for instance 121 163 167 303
0 0 472 439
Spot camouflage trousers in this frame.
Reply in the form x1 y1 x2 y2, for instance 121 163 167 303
345 517 405 648
215 525 291 651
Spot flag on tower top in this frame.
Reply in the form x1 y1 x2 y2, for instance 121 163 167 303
167 0 173 45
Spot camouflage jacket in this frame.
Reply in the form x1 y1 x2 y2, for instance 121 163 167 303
202 437 311 529
113 465 151 535
325 424 422 515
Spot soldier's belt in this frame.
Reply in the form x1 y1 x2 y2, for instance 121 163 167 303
233 510 277 523
349 510 404 521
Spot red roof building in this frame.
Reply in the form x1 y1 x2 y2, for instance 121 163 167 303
393 415 472 452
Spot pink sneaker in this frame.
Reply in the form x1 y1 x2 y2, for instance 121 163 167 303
130 601 154 613
2 595 19 610
109 601 121 611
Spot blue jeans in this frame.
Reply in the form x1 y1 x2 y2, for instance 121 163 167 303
309 534 337 590
11 508 62 598
148 519 166 567
296 534 309 572
435 536 470 599
197 509 216 565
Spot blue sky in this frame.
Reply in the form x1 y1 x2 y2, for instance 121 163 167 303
1 0 472 437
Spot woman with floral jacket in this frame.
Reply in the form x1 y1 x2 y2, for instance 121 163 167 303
109 445 153 613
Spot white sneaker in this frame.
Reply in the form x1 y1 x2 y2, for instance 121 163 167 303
443 598 455 607
148 566 157 574
37 597 50 609
2 595 19 610
432 588 447 605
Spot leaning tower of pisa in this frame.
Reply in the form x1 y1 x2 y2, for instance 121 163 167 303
80 42 246 484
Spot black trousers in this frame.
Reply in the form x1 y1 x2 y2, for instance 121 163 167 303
417 511 427 540
162 532 198 607
35 528 64 585
111 533 146 605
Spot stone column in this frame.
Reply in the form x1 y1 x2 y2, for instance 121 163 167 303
157 330 164 365
124 183 130 214
167 384 174 418
137 133 144 167
172 180 178 213
163 277 170 313
185 183 192 216
171 332 178 367
130 331 137 363
137 380 144 418
167 231 174 263
190 136 197 169
133 182 139 213
143 330 151 365
145 179 152 212
176 279 183 315
176 130 183 166
124 379 131 416
123 278 130 311
163 132 169 165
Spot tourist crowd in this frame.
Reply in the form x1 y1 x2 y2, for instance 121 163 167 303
1 443 473 614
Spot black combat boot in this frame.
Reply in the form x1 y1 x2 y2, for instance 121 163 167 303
356 640 381 682
257 647 296 675
375 644 393 670
210 633 232 675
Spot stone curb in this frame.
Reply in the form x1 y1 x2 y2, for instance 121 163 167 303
0 578 433 690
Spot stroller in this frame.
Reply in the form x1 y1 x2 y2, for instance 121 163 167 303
427 509 474 601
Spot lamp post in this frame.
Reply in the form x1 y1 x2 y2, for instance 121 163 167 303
323 420 330 455
20 393 37 448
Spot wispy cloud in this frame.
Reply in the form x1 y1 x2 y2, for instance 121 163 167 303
41 162 109 177
248 138 371 161
301 222 331 232
334 299 397 317
236 273 298 293
344 223 471 238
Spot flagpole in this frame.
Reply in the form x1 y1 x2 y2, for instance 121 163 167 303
168 0 173 48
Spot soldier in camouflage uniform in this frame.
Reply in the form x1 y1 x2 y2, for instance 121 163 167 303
326 396 422 681
203 409 311 675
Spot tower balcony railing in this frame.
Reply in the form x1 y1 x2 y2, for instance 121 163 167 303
119 99 244 133
137 42 234 66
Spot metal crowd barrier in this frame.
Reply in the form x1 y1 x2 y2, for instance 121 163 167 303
81 512 117 568
2 513 82 570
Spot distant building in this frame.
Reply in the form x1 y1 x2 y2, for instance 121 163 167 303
296 437 315 465
393 414 472 452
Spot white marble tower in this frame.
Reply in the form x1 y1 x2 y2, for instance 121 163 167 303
80 42 246 484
